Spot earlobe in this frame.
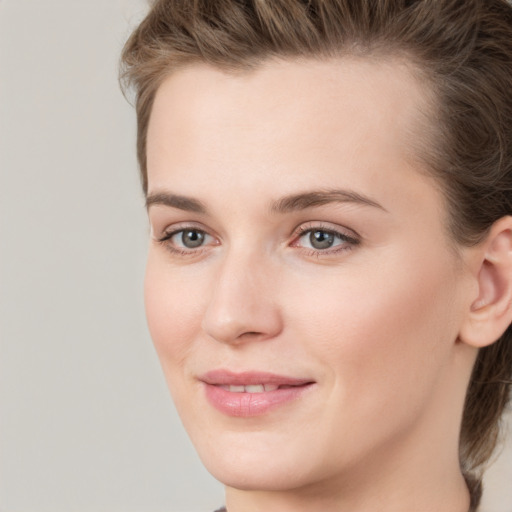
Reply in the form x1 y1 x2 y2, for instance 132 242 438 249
460 216 512 348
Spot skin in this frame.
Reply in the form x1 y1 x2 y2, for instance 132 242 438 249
144 57 483 512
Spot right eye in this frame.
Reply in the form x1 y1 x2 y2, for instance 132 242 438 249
158 227 216 254
173 229 209 248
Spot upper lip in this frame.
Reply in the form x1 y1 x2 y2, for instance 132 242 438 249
199 369 314 387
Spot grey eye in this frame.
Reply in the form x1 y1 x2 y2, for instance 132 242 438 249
309 230 335 249
180 229 206 248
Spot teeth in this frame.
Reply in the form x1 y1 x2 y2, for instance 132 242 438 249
228 385 245 393
220 384 280 393
245 384 265 393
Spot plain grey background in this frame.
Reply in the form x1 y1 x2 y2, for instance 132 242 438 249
0 1 510 511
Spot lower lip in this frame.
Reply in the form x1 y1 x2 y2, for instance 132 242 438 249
203 383 314 417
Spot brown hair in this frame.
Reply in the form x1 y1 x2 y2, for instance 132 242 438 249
120 0 512 507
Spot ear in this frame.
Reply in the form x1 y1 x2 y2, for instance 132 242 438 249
459 216 512 348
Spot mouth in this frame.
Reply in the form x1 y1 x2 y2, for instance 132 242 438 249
199 370 316 417
218 383 299 393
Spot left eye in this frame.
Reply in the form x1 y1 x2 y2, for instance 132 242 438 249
297 229 351 250
170 229 212 249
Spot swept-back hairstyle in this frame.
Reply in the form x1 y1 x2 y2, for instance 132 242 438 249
121 0 512 508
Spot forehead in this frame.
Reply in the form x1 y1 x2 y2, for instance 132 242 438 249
148 56 432 163
146 56 437 212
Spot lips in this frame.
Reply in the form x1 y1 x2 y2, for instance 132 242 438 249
199 370 315 417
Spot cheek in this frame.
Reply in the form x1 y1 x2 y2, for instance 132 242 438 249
287 248 461 420
144 252 205 374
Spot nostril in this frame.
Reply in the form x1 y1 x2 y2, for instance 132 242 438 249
201 284 284 344
237 331 269 341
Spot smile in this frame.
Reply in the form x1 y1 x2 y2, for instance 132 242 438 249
219 384 296 392
200 370 315 417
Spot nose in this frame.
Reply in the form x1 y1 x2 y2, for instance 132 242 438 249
201 251 283 345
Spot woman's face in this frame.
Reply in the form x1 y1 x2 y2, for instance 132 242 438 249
144 58 475 492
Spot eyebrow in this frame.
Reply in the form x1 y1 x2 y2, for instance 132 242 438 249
145 192 208 213
270 189 387 213
145 188 386 214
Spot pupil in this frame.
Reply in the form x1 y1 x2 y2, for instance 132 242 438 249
182 230 204 248
310 230 334 249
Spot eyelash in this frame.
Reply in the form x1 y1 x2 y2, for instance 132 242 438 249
156 223 360 258
292 223 360 256
157 225 214 257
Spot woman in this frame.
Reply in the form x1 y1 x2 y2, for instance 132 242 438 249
120 1 512 510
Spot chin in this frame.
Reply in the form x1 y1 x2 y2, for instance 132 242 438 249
190 427 327 492
204 457 314 492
